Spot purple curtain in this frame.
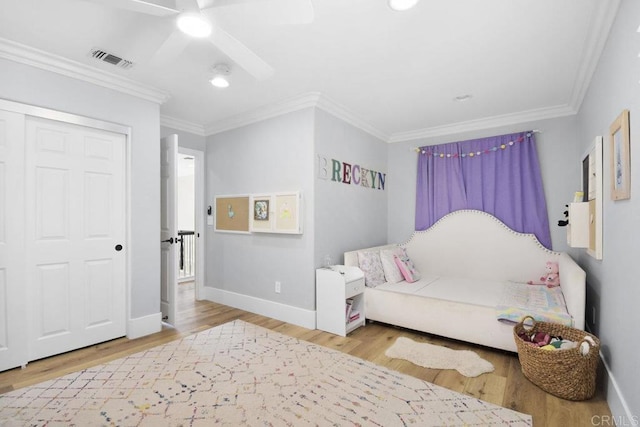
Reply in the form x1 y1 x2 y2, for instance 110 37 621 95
415 131 552 249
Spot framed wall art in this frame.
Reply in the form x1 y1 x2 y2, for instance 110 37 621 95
250 191 303 234
214 195 250 233
609 109 631 200
250 194 273 232
274 192 301 233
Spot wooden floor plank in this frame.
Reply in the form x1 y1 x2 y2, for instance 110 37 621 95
0 286 612 426
465 374 507 406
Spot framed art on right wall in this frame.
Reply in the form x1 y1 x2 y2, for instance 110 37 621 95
609 109 631 200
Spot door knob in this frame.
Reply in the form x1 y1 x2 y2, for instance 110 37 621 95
162 237 174 244
115 244 123 251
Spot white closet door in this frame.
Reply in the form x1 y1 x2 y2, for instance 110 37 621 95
25 116 126 361
0 110 27 372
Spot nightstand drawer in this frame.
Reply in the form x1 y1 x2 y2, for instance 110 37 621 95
345 279 364 298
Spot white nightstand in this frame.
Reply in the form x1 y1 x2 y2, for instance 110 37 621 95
316 265 365 336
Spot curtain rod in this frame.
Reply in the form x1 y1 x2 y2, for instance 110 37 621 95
411 129 542 153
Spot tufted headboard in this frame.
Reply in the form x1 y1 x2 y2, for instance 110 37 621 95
345 210 558 282
400 210 558 283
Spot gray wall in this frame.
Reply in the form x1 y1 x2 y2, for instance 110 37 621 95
206 108 316 310
314 109 388 266
0 58 161 320
386 116 580 251
573 0 639 419
161 126 206 151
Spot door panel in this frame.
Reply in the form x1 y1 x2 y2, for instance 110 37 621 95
160 135 177 325
85 259 113 327
0 110 26 372
0 163 5 243
36 262 71 338
26 116 126 361
85 172 113 238
36 167 70 240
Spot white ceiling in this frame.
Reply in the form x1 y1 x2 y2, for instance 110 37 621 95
0 0 618 141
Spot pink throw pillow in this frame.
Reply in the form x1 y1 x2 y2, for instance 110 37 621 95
394 254 421 283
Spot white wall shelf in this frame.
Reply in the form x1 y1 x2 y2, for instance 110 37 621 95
568 137 603 260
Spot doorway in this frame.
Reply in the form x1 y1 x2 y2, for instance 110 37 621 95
160 140 205 326
177 151 196 313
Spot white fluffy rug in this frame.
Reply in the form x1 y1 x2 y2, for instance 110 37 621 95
385 336 495 377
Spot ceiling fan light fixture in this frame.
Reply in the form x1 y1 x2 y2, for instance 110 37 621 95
177 12 212 38
388 0 419 11
210 64 231 88
210 76 230 88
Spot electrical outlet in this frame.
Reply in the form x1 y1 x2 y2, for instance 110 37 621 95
275 281 281 293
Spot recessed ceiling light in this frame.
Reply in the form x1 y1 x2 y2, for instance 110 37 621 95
177 12 212 38
389 0 419 11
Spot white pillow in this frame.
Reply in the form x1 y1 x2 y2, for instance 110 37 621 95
379 247 406 284
357 251 386 287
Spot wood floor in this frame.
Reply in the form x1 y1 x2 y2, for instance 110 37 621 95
0 281 612 426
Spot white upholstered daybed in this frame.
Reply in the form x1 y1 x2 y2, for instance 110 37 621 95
344 210 586 352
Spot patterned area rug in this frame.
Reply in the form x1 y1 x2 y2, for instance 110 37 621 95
0 320 532 426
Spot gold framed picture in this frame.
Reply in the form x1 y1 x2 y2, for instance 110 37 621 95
609 109 631 200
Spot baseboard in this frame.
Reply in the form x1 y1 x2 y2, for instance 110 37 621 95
586 323 637 426
599 350 638 426
127 312 162 339
203 287 316 330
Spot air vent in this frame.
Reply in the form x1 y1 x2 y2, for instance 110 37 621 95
90 48 134 70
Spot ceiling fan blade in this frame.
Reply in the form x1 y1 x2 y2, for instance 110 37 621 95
204 0 314 25
149 29 191 65
208 27 274 80
176 0 201 12
85 0 179 16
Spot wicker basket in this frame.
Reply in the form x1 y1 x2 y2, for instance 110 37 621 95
513 315 600 401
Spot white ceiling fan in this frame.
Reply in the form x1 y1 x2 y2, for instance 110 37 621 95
86 0 314 80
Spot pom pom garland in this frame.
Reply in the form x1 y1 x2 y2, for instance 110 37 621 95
416 133 533 159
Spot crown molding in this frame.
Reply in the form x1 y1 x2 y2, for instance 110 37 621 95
567 0 621 112
204 92 322 135
202 91 579 144
315 95 388 142
0 37 170 105
161 115 206 136
204 92 388 142
388 104 577 143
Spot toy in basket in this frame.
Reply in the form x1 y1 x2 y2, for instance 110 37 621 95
513 315 600 401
